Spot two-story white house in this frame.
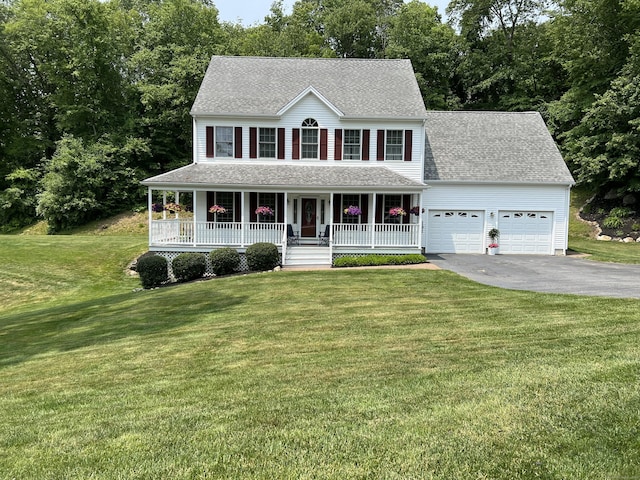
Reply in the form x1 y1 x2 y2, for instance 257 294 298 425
142 56 574 266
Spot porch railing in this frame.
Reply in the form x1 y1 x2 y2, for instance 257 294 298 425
332 224 420 248
150 220 420 248
150 220 285 246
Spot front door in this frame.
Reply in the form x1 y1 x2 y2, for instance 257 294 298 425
301 198 317 237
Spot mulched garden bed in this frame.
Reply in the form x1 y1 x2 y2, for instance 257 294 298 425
580 194 640 240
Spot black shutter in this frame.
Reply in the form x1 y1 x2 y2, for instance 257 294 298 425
404 130 413 161
334 129 342 160
376 130 385 161
362 130 370 161
234 127 243 158
206 126 214 158
250 192 257 222
249 127 257 159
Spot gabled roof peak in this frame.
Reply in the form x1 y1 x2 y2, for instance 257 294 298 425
191 56 427 119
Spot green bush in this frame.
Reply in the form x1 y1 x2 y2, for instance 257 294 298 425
210 247 241 276
333 254 427 268
246 242 280 271
609 207 633 218
172 253 206 282
136 254 169 289
603 216 624 229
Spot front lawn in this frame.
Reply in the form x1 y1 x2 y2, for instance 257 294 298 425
1 236 639 479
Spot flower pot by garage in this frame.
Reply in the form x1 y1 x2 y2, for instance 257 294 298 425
488 244 499 255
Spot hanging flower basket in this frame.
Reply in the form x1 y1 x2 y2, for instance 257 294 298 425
255 206 274 216
343 205 362 216
151 203 164 213
164 203 182 213
409 206 420 216
389 207 407 217
209 205 227 214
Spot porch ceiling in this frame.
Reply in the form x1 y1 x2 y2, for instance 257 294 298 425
142 163 425 191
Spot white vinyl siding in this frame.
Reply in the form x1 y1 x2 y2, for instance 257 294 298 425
192 95 425 183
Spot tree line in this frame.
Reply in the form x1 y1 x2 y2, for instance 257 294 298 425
1 0 638 232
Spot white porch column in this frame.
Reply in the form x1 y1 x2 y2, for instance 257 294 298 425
282 191 288 264
162 191 167 220
241 190 246 247
418 191 424 251
148 188 153 246
175 191 180 219
329 192 334 261
193 189 197 246
370 193 377 248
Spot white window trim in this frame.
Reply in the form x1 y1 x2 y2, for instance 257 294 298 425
216 126 234 158
258 127 277 159
385 129 404 161
343 129 362 161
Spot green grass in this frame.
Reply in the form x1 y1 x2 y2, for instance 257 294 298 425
1 236 640 479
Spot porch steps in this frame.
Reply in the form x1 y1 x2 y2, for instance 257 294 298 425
285 246 331 266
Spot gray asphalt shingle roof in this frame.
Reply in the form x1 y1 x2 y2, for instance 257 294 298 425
191 56 427 119
424 111 575 184
142 163 424 190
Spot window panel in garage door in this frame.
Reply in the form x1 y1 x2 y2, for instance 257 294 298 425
499 211 553 254
427 210 484 253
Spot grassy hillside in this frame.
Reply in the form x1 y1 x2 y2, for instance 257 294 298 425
1 235 639 479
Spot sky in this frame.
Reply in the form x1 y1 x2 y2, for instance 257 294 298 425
215 0 450 27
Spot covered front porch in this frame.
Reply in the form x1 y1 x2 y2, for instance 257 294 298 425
142 163 426 265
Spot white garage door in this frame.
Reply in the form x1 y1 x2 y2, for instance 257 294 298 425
427 210 485 253
498 211 553 254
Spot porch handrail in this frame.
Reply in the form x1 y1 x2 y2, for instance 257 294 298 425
333 223 420 248
150 220 285 246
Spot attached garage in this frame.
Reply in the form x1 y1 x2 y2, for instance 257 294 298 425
498 211 553 254
427 210 484 253
423 111 575 256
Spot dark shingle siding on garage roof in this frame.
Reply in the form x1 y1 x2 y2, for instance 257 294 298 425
424 111 575 184
142 163 424 189
191 56 427 119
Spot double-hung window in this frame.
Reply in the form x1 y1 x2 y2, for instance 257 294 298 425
257 193 276 223
209 192 235 223
259 128 276 158
343 130 361 160
342 194 361 224
383 194 403 224
385 130 403 161
216 126 233 158
301 118 319 159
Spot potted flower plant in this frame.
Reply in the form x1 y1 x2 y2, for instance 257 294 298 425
164 202 182 213
409 206 421 216
343 205 362 216
209 205 227 214
389 207 407 217
255 206 274 216
488 227 500 255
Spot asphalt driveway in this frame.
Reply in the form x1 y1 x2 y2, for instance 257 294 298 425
426 254 640 299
